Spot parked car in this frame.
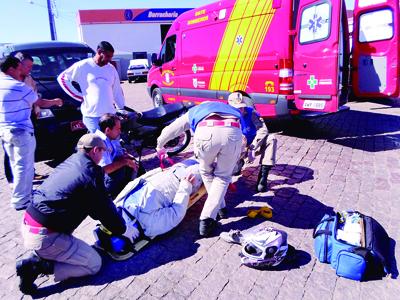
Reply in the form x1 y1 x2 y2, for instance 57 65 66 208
127 59 149 83
0 41 95 161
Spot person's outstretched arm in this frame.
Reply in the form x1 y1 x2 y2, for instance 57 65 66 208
156 113 190 150
141 175 195 237
57 63 83 102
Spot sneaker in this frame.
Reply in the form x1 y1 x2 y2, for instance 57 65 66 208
199 218 218 237
220 230 245 245
217 207 228 220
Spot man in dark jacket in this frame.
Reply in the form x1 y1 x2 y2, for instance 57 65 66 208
16 133 135 295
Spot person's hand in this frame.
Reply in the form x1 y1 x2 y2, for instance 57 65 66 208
121 209 140 243
123 157 138 170
183 173 196 185
246 149 256 164
53 98 63 107
122 222 140 244
156 147 167 160
33 104 41 118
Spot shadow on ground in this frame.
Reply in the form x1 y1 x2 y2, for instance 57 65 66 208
268 110 400 152
32 227 201 298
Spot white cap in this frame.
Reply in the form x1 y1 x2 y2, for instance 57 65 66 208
228 92 247 109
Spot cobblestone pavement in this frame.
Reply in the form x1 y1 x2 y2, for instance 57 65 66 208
0 83 399 299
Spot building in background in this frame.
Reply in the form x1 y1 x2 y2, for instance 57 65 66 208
77 8 190 80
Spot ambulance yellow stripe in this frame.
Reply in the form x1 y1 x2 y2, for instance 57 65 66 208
209 0 248 90
219 0 262 90
226 1 261 90
242 4 275 88
234 0 270 90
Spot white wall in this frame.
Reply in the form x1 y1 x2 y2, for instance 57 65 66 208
79 23 164 55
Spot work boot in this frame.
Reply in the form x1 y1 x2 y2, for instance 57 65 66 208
217 207 228 220
257 165 271 193
199 218 218 237
16 253 54 295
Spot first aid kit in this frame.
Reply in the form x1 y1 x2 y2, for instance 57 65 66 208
313 211 391 281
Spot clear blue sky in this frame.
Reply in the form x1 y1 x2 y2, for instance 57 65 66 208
1 0 355 44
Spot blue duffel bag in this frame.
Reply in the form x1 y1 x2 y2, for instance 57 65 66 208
313 211 391 281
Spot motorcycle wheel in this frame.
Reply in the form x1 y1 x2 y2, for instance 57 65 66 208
165 130 191 156
152 88 164 107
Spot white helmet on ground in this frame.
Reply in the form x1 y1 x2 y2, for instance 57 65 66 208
240 227 289 268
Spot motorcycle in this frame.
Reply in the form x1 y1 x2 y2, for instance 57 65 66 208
117 102 193 167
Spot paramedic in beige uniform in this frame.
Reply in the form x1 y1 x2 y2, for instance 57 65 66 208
156 102 242 237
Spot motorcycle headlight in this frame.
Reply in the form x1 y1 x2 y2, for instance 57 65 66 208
37 109 55 119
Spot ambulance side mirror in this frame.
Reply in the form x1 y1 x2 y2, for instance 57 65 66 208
151 53 161 67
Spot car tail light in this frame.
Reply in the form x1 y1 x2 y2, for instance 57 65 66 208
279 59 293 95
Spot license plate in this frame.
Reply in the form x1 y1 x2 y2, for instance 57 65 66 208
303 100 325 110
70 120 86 132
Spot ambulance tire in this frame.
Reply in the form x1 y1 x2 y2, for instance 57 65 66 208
152 88 164 107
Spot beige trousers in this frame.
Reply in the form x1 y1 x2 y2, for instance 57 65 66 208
194 125 242 220
258 134 277 166
21 223 102 282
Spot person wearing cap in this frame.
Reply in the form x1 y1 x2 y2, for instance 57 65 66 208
156 102 242 237
57 41 125 133
228 92 277 192
16 133 135 295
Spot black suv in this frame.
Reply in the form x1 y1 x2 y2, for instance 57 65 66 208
0 41 95 161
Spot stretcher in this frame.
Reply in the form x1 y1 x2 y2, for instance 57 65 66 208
94 180 207 261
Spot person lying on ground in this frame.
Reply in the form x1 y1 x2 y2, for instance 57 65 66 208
94 158 203 259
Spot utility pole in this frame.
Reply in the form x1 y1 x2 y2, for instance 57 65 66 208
46 0 57 40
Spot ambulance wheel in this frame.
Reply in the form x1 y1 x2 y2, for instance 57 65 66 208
152 88 164 107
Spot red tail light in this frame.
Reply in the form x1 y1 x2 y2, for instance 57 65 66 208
279 59 293 95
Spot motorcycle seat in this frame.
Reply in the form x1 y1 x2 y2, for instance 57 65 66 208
139 103 187 126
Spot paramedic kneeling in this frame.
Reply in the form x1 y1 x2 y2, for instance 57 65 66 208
16 134 133 295
228 92 277 192
156 102 242 237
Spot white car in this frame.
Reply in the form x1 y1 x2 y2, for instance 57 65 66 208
127 59 149 83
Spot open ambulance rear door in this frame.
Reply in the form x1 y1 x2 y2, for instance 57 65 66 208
352 0 399 98
293 0 348 114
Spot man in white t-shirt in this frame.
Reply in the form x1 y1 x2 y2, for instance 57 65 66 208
57 41 125 133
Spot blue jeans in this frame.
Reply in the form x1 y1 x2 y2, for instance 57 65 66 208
0 128 35 208
82 116 101 133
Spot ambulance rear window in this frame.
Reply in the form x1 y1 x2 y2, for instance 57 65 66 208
358 9 394 43
299 2 331 44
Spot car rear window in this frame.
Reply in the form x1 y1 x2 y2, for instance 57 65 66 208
16 48 94 80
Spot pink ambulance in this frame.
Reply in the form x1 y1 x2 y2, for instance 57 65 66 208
147 0 398 118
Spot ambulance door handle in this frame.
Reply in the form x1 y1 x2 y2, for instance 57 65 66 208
303 63 307 68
